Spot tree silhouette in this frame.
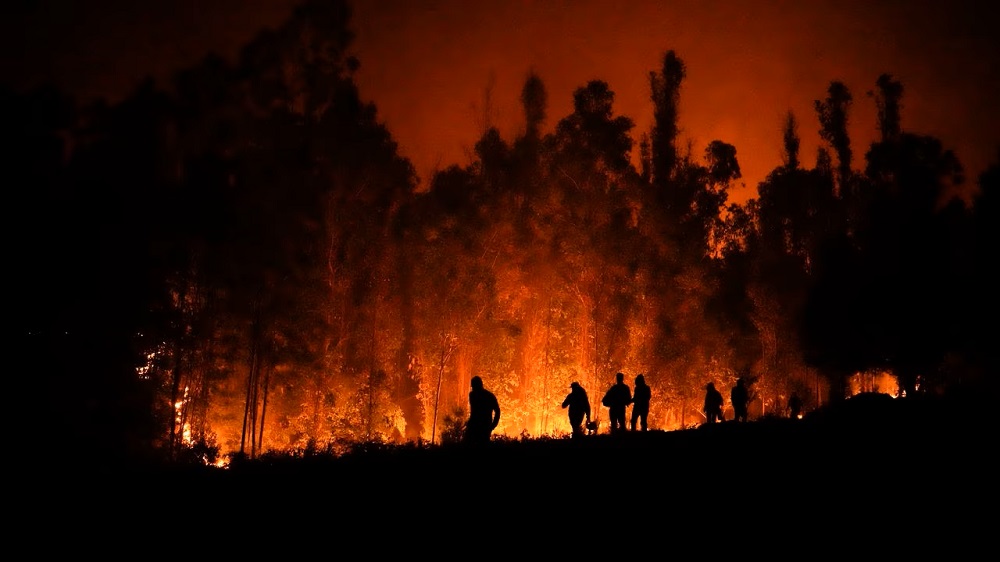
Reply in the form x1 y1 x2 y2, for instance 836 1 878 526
815 81 854 195
650 50 685 188
17 2 997 461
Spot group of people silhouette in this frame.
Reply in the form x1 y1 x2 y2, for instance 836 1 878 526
560 372 652 438
704 378 749 423
464 372 804 443
705 378 804 424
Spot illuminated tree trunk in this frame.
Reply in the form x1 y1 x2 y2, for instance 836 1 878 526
542 296 553 434
168 333 186 457
515 310 544 433
307 376 324 448
240 298 269 458
680 392 688 429
573 289 596 404
240 335 260 457
455 346 472 407
256 364 271 454
395 244 423 441
431 334 456 444
365 321 378 441
167 274 198 458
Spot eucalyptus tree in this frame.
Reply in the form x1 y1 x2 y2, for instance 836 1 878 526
543 80 643 401
801 74 967 401
742 111 834 409
858 74 967 398
641 50 746 424
815 81 855 199
153 0 418 453
649 50 684 190
400 159 503 439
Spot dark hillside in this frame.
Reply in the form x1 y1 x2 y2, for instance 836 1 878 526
32 390 992 552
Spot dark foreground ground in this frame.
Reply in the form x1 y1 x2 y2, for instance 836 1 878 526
26 390 996 554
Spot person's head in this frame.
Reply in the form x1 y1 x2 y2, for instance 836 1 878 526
571 381 581 391
706 382 715 390
737 377 745 386
635 374 645 385
471 376 483 390
616 372 624 383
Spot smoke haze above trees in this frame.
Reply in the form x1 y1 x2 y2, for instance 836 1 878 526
2 0 997 201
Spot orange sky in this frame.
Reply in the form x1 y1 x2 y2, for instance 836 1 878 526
4 0 997 204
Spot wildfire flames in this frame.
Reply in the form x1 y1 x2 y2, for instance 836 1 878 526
160 350 898 462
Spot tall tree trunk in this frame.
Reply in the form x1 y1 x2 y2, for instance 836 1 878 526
395 238 424 441
241 297 264 458
256 363 271 454
431 334 456 444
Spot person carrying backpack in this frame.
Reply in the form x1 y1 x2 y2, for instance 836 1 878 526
562 381 592 438
602 372 632 434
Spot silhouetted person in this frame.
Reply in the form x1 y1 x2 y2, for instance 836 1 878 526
788 392 803 419
561 381 592 438
465 375 500 444
630 373 651 431
730 377 749 422
704 382 724 424
602 372 632 434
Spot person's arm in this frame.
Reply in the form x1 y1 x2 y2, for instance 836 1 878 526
491 396 501 428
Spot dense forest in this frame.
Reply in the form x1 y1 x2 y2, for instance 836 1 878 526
13 0 998 468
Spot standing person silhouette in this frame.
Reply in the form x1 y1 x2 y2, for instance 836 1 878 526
465 375 500 444
703 382 724 424
601 372 632 434
561 381 592 438
630 374 651 431
730 377 749 422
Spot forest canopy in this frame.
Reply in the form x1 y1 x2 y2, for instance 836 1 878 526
12 0 998 465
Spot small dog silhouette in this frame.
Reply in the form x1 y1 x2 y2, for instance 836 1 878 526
585 420 599 435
